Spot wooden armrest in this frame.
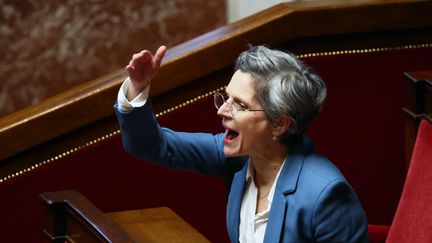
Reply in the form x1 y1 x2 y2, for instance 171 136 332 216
40 190 135 242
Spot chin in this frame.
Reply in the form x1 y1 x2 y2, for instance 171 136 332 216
223 150 234 158
223 147 239 158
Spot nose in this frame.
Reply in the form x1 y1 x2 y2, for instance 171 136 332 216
217 102 231 118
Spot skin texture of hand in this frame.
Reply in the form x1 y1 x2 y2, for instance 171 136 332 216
125 45 167 101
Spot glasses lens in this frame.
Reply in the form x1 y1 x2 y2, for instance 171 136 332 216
214 93 225 109
214 92 235 118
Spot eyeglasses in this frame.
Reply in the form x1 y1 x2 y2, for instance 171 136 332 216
213 92 264 118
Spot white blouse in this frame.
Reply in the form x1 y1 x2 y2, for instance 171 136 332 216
239 159 285 243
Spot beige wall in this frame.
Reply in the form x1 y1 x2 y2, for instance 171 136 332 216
0 0 226 117
227 0 291 23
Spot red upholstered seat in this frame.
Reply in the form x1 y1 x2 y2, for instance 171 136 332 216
369 119 432 243
387 119 432 242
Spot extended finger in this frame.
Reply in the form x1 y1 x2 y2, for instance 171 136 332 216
154 46 167 66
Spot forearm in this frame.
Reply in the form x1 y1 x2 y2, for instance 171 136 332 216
114 97 227 176
114 98 161 158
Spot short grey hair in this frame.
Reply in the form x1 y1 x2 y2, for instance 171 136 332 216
235 45 327 146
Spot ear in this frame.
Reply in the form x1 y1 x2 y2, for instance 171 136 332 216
271 117 291 137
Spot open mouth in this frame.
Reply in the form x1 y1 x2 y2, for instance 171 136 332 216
226 129 239 141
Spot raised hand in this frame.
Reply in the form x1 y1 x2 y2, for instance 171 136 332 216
125 45 167 100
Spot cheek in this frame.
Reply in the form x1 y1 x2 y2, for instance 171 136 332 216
238 117 271 139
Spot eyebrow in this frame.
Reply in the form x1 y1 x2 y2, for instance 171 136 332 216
225 89 252 107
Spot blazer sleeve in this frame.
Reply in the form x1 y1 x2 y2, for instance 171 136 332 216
312 179 369 243
114 99 227 177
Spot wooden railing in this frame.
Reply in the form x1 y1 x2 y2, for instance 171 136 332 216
41 190 135 242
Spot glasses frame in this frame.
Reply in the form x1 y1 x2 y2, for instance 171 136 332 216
213 92 264 118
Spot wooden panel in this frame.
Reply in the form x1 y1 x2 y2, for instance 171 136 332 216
403 71 432 169
107 207 210 243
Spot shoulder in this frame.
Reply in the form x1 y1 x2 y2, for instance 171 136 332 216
302 153 346 186
287 153 350 212
281 136 354 208
287 136 349 197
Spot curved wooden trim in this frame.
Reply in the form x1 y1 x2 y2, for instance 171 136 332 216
1 0 432 161
40 190 136 242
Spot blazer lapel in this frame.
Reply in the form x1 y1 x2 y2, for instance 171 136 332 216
226 163 248 242
263 190 288 242
263 137 313 242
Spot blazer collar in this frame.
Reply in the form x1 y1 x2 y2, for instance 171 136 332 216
264 136 315 242
226 162 248 242
275 136 314 194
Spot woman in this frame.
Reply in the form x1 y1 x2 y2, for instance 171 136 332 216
114 45 368 242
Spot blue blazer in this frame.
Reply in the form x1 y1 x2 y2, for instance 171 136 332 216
114 100 368 243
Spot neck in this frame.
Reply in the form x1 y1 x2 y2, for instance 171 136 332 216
250 144 288 188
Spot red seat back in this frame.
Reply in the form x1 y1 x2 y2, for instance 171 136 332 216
387 119 432 242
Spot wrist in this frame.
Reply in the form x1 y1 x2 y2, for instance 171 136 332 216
127 80 148 100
